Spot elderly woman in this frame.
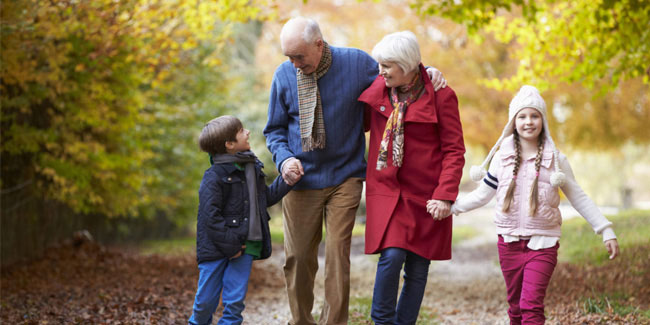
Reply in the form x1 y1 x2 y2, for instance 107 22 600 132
358 31 465 324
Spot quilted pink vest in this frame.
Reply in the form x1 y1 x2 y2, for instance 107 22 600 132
494 136 562 237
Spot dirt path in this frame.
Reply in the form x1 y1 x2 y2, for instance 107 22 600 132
243 206 511 324
4 205 645 324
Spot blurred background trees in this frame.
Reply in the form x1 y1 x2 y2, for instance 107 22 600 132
2 0 648 264
1 0 274 263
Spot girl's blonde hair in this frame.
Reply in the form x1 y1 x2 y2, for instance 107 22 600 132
502 130 545 214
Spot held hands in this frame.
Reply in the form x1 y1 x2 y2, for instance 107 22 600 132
605 239 619 260
425 67 448 91
281 158 304 186
426 199 452 220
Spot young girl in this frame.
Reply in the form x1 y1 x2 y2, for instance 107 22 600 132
434 85 620 324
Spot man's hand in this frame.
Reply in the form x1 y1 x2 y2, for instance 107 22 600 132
426 199 451 220
282 158 304 186
426 67 447 91
605 239 619 260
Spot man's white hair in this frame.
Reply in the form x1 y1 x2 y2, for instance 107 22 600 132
372 31 421 74
280 17 323 44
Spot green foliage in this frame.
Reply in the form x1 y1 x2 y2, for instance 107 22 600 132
411 0 650 92
1 0 273 220
559 209 650 265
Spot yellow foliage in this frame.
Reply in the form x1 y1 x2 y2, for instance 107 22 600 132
1 0 275 216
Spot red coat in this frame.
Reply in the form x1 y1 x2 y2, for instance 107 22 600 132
358 65 465 260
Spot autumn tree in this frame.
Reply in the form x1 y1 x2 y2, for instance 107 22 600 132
1 0 273 262
402 0 650 150
411 0 650 92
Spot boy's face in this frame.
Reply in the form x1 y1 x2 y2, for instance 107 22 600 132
225 128 251 154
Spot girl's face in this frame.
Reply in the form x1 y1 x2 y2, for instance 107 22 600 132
378 61 412 88
226 128 251 153
515 107 543 142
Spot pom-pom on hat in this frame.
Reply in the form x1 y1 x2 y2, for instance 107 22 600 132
470 85 566 187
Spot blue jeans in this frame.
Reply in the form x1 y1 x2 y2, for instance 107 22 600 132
189 254 253 325
371 247 431 325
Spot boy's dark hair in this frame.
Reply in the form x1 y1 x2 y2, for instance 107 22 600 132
199 115 243 154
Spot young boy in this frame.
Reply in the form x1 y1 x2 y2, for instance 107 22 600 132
189 115 297 325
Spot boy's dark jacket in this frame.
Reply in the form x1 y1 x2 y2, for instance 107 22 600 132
196 159 290 264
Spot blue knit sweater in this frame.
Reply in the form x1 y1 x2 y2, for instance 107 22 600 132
264 46 378 190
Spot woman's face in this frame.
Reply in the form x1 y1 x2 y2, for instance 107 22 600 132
515 107 543 142
378 61 411 88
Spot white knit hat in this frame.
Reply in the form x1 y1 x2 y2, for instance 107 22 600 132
469 85 566 187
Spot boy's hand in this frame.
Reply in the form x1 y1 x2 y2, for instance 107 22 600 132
230 245 246 260
605 239 619 260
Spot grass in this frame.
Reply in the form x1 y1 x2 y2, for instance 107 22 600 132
451 225 480 245
558 209 650 265
554 209 650 321
140 237 195 256
581 292 649 319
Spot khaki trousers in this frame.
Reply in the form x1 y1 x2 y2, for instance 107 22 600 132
282 177 363 325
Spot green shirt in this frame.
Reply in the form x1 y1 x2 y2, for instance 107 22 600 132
244 240 262 259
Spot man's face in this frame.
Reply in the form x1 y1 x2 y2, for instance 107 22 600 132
282 37 323 75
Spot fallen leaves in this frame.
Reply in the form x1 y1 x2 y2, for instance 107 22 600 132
0 240 281 324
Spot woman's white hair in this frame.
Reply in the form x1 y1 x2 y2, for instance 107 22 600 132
372 31 421 74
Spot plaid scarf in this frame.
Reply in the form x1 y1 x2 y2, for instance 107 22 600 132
296 41 332 152
376 71 424 170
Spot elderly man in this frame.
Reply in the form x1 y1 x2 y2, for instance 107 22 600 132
264 17 446 325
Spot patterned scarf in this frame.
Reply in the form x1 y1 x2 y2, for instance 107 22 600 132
296 41 332 152
376 71 424 170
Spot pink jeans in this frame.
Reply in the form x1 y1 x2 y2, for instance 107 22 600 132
497 236 558 325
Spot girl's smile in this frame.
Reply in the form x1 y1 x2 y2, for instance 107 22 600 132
515 107 543 142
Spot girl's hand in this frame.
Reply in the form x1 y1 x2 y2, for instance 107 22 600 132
605 239 619 260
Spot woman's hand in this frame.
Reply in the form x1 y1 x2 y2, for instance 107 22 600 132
605 239 619 260
426 200 451 220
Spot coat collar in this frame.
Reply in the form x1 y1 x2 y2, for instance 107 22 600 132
213 162 239 175
358 64 438 123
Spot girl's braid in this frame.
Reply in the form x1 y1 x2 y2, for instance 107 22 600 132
502 132 521 212
529 134 545 214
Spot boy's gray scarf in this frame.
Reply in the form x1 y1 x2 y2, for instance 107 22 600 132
211 150 262 241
